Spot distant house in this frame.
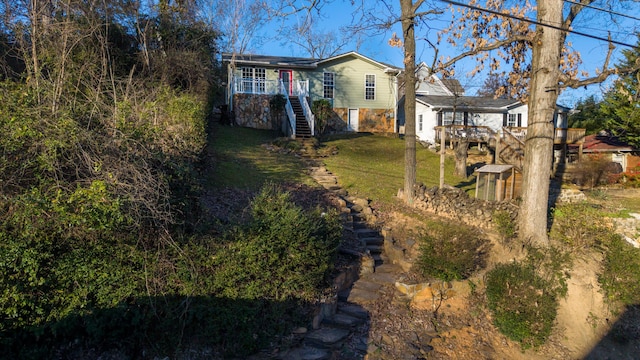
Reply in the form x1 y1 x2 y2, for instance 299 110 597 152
398 63 572 146
222 52 402 137
578 132 640 172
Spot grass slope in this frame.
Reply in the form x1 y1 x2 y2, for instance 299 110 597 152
207 125 315 189
321 133 476 203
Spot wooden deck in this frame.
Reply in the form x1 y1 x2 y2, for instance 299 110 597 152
434 126 586 145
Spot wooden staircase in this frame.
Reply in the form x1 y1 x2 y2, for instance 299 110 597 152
496 128 525 170
289 97 312 138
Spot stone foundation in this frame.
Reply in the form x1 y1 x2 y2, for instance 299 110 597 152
232 94 277 130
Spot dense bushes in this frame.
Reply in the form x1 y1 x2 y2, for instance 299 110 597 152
0 184 342 358
415 221 489 281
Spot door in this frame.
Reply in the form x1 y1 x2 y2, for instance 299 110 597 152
279 70 293 96
348 109 359 132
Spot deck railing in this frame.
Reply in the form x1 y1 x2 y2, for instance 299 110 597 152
434 125 586 145
434 125 496 143
503 127 586 144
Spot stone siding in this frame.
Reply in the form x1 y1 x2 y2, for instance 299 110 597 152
334 107 395 133
412 184 519 231
232 94 277 130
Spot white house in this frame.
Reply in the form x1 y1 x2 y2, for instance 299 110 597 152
399 63 570 145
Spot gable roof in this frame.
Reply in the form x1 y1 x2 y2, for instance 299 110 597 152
583 133 635 153
317 51 401 73
440 79 465 96
221 51 401 72
415 95 521 112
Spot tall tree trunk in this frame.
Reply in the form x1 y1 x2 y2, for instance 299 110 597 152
400 0 417 204
518 0 563 246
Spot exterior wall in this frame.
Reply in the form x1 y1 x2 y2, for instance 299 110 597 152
232 94 276 130
415 68 451 96
415 103 438 143
312 56 397 109
627 155 640 172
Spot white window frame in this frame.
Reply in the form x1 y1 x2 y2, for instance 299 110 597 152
323 72 335 99
240 67 266 93
365 74 376 100
443 111 464 126
507 113 518 127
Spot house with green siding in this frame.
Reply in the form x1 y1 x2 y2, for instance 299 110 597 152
222 52 402 137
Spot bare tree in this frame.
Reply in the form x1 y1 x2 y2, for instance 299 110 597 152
284 21 350 58
440 0 640 245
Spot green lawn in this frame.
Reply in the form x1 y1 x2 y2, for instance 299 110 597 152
320 133 477 203
207 127 477 203
207 125 315 189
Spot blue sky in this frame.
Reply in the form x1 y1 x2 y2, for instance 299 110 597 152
245 0 640 107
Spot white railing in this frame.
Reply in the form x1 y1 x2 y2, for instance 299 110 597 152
280 79 296 138
233 77 309 96
295 80 310 97
233 78 279 94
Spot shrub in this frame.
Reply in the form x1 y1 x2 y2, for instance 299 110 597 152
486 262 558 349
571 156 621 188
493 210 516 240
599 235 640 307
312 99 333 135
486 245 570 349
549 203 611 250
415 221 489 281
208 184 342 301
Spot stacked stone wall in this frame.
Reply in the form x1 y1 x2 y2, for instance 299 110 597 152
412 184 519 231
232 94 276 130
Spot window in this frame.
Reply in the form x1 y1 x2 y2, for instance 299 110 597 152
365 74 376 100
240 67 266 93
323 72 335 99
507 113 522 127
418 114 423 132
442 111 464 126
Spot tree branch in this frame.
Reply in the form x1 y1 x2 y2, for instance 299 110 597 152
438 34 532 70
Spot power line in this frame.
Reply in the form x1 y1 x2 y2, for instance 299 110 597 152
438 0 637 48
562 0 640 23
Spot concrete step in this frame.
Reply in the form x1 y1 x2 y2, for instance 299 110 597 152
337 304 369 320
366 244 383 253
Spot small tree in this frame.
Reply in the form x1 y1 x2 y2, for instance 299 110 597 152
312 99 332 135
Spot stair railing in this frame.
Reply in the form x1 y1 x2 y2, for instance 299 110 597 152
280 79 296 138
296 81 314 136
499 127 526 169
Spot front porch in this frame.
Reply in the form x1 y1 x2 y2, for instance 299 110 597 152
229 77 315 139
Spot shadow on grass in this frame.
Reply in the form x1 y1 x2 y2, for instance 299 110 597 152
1 295 311 359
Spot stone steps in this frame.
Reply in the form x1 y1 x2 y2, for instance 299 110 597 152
280 162 403 358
